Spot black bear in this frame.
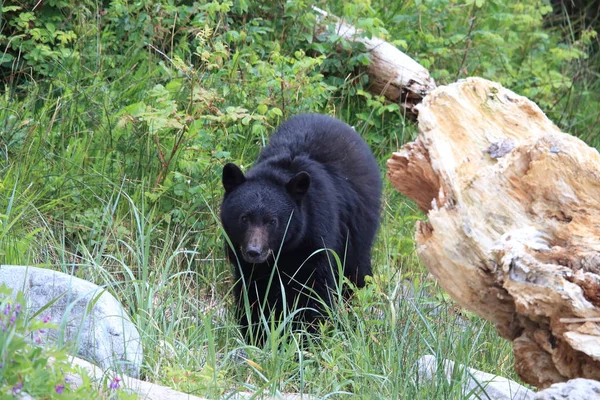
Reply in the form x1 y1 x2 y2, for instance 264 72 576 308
220 114 382 345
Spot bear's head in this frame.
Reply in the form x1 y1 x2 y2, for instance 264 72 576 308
220 163 310 264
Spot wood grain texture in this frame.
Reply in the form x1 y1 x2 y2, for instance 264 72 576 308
387 77 600 389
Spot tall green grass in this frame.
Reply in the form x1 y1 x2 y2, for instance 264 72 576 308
0 177 518 398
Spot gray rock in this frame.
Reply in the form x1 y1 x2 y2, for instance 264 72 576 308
70 356 315 400
534 378 600 400
68 356 204 400
0 265 142 377
417 355 534 400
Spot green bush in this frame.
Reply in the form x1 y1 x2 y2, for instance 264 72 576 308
370 0 599 142
0 1 89 79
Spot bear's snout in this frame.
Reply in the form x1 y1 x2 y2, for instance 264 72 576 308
242 226 271 263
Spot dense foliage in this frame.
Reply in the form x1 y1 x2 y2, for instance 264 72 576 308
1 0 598 397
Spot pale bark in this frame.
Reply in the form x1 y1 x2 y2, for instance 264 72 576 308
387 77 600 389
313 7 436 114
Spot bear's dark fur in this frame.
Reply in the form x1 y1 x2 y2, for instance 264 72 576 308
220 114 382 344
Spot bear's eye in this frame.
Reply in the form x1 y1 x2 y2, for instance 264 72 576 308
268 218 277 226
241 215 249 223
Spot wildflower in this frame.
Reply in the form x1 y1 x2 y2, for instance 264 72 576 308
42 315 51 323
14 303 21 314
34 334 42 344
12 381 22 395
109 376 121 389
3 304 10 315
9 313 16 325
55 384 65 394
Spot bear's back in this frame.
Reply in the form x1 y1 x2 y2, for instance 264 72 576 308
252 114 381 189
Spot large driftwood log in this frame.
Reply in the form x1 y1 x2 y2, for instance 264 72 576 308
313 7 436 114
387 77 600 389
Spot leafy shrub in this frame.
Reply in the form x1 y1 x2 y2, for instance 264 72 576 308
0 1 94 80
2 0 343 246
371 0 599 140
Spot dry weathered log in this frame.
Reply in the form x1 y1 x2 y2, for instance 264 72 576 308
312 6 436 114
387 77 600 389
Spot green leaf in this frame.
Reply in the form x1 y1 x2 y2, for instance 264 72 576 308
118 102 147 117
0 53 15 63
256 104 268 115
270 107 283 117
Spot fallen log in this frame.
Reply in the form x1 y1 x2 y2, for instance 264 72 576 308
312 6 436 114
387 77 600 389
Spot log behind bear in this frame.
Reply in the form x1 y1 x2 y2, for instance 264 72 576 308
220 114 382 345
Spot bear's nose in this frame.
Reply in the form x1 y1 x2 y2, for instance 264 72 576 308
246 245 262 259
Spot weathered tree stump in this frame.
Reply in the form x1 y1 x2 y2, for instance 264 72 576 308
387 77 600 389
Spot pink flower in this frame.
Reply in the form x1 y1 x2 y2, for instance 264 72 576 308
109 377 121 389
42 315 51 323
12 381 22 395
55 384 65 394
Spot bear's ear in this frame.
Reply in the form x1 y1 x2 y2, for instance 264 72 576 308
222 163 246 193
286 171 310 200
